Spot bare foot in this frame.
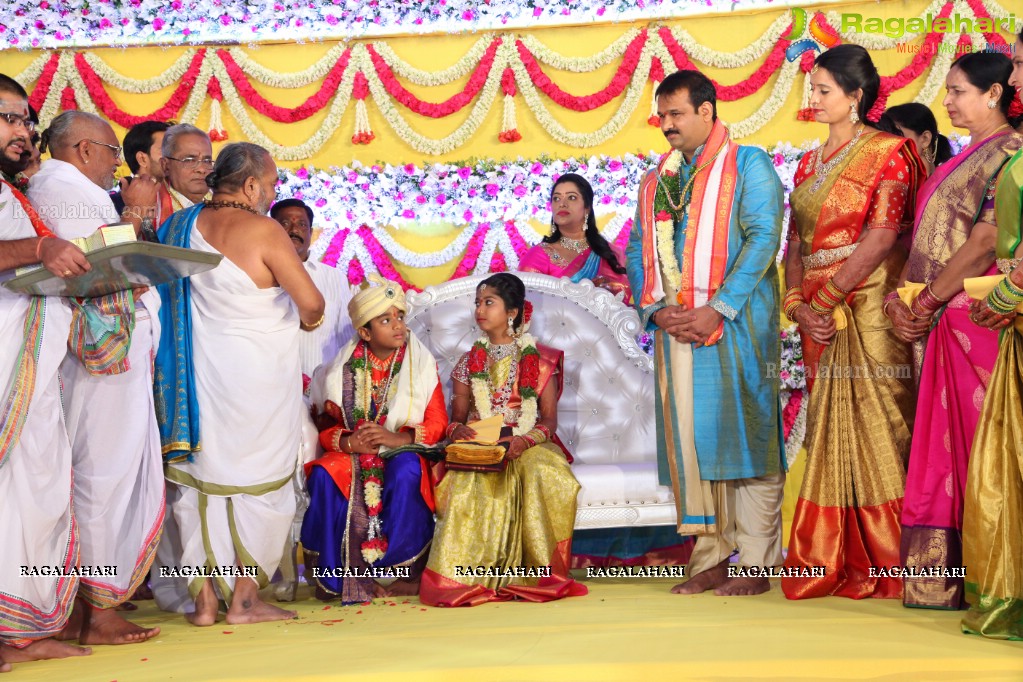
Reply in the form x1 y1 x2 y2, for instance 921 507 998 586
714 575 770 596
185 579 219 627
226 597 298 624
370 582 389 599
226 579 297 624
0 639 91 667
79 606 159 645
670 559 730 595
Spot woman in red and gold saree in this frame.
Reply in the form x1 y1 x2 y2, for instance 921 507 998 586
887 53 1022 610
419 274 587 607
780 46 926 600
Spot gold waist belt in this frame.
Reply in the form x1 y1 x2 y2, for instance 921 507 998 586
802 244 857 270
997 257 1022 275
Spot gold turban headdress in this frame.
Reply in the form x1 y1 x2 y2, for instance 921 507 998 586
348 274 407 329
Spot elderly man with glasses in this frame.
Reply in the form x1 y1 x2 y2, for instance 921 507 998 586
27 111 165 648
157 123 214 224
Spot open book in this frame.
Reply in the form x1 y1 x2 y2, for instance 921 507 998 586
16 222 136 276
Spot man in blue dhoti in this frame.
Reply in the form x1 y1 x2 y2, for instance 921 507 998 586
626 70 786 597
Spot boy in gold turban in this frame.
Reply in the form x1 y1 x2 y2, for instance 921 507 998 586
302 276 447 602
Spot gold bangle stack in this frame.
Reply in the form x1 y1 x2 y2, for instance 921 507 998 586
783 286 804 319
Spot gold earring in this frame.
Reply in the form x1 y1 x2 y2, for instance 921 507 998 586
849 102 859 124
507 316 515 335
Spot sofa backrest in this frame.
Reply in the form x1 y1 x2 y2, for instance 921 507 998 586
406 273 656 467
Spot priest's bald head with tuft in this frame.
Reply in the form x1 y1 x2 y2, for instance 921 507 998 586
205 142 278 215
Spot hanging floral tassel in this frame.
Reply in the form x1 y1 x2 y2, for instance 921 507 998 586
796 51 816 121
498 68 521 143
352 72 375 145
206 77 228 142
648 57 664 126
60 86 77 111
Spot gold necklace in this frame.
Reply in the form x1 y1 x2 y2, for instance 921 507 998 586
657 145 725 217
809 125 865 194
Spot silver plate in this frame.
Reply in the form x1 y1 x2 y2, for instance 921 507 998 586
1 242 222 297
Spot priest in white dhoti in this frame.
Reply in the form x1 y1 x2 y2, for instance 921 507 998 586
269 197 354 601
0 75 91 670
28 111 165 645
155 142 325 625
148 126 215 614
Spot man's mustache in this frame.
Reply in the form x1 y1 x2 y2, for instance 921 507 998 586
663 129 679 136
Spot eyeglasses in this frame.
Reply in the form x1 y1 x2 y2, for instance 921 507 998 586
0 111 36 133
165 155 215 170
73 139 123 162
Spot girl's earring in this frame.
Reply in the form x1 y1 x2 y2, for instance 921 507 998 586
849 102 859 124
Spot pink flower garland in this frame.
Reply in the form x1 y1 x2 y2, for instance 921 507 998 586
515 30 646 112
781 388 803 440
218 48 351 123
502 220 530 257
367 38 501 118
321 228 349 267
450 225 490 279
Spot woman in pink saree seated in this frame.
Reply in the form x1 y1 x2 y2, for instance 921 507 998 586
885 51 1023 610
519 173 631 301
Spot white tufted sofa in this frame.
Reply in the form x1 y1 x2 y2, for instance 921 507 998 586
406 273 676 530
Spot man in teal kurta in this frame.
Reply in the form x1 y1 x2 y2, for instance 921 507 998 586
625 70 785 597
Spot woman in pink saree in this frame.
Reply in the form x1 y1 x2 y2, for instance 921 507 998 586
886 52 1023 610
519 173 631 301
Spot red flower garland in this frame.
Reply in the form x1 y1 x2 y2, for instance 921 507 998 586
515 30 646 112
60 86 77 111
367 38 501 118
74 50 205 128
218 48 351 123
518 350 541 400
355 224 422 292
27 53 60 112
658 26 791 102
467 343 487 376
